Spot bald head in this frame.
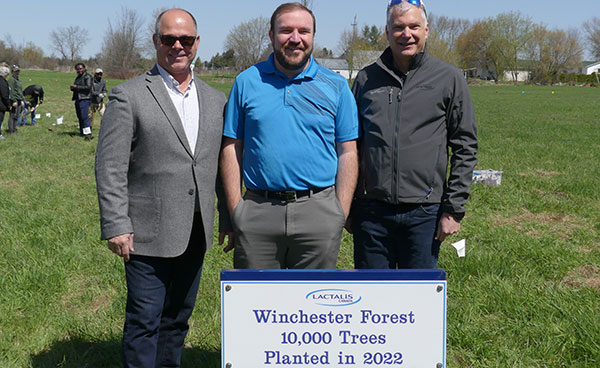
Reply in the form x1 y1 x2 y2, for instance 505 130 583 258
153 8 199 82
155 8 197 36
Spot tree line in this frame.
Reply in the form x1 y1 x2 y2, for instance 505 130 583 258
1 7 599 84
209 11 600 85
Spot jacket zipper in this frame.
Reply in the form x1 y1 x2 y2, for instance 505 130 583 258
392 88 402 203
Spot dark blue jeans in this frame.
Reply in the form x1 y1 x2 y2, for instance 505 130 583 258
352 199 441 269
122 215 205 368
74 99 91 136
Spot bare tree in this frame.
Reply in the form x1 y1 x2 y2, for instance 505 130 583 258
456 19 502 81
22 42 45 68
583 17 600 59
101 7 145 79
338 17 384 80
224 16 271 69
1 34 24 67
427 14 471 66
144 7 169 59
49 26 89 63
527 25 583 84
491 12 533 82
300 0 313 9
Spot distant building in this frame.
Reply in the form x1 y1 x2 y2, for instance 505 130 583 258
317 50 381 80
583 61 600 75
316 58 352 79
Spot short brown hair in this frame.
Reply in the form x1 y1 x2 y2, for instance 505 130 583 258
270 2 316 34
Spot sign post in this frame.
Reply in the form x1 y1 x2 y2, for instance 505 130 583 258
221 269 446 367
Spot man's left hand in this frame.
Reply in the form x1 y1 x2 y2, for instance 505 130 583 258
435 212 461 242
219 231 236 253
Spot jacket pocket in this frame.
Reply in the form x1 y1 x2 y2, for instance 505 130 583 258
128 195 161 243
396 137 446 200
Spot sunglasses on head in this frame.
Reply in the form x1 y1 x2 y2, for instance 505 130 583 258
388 0 422 7
159 34 196 47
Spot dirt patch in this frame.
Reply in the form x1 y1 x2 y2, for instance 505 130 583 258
60 276 116 315
533 189 567 197
518 170 564 178
494 210 585 239
579 243 600 253
563 265 600 290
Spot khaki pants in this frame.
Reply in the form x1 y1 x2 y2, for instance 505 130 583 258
89 101 105 128
231 186 345 269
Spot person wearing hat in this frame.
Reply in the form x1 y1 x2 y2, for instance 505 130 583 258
89 68 107 128
7 65 24 134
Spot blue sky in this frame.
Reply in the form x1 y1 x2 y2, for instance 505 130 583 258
2 0 598 62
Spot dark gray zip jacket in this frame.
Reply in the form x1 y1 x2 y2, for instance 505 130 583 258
351 48 478 216
72 72 93 101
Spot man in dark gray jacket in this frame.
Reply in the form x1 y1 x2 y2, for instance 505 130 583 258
350 0 478 269
70 62 93 139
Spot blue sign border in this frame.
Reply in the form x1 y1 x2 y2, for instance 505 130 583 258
221 268 446 281
221 269 447 367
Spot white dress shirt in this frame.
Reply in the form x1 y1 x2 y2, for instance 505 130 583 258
156 64 200 155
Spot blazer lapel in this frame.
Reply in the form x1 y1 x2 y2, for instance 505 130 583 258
145 66 194 156
193 77 208 159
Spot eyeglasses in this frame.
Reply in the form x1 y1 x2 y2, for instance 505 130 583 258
158 34 197 47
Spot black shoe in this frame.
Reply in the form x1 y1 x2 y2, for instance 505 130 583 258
84 135 94 141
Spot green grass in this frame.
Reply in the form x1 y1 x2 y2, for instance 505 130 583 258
1 71 599 367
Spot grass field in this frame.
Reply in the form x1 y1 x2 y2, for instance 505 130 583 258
0 69 598 367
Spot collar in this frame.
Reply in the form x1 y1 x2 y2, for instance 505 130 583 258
379 47 427 75
263 53 318 81
155 63 194 92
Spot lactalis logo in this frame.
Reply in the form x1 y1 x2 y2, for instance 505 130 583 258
305 289 362 307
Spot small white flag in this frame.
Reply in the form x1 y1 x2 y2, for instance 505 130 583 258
451 239 466 257
46 113 51 118
35 114 41 119
56 116 63 125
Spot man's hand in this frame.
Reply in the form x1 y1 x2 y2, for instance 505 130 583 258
435 213 461 242
344 215 353 234
107 233 134 261
219 231 236 253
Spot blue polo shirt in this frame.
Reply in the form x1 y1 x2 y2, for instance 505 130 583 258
224 54 359 191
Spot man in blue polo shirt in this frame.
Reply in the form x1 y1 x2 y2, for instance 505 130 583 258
220 2 359 269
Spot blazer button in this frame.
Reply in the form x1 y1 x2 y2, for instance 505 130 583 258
188 189 194 195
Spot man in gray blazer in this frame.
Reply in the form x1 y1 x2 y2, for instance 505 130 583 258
95 8 226 367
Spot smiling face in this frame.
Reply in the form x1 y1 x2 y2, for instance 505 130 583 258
270 9 314 78
75 64 85 76
153 9 199 81
386 5 428 71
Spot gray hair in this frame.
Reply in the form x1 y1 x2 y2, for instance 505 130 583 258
154 8 197 36
387 0 428 27
0 66 9 78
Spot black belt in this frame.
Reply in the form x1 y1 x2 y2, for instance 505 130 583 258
248 187 330 203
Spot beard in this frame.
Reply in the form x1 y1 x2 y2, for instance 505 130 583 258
274 42 313 72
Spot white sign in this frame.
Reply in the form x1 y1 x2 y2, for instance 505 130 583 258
222 273 446 367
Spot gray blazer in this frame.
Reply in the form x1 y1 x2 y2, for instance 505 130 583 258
95 66 226 257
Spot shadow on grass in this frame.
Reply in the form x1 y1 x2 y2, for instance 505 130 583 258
56 132 82 137
31 336 220 368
